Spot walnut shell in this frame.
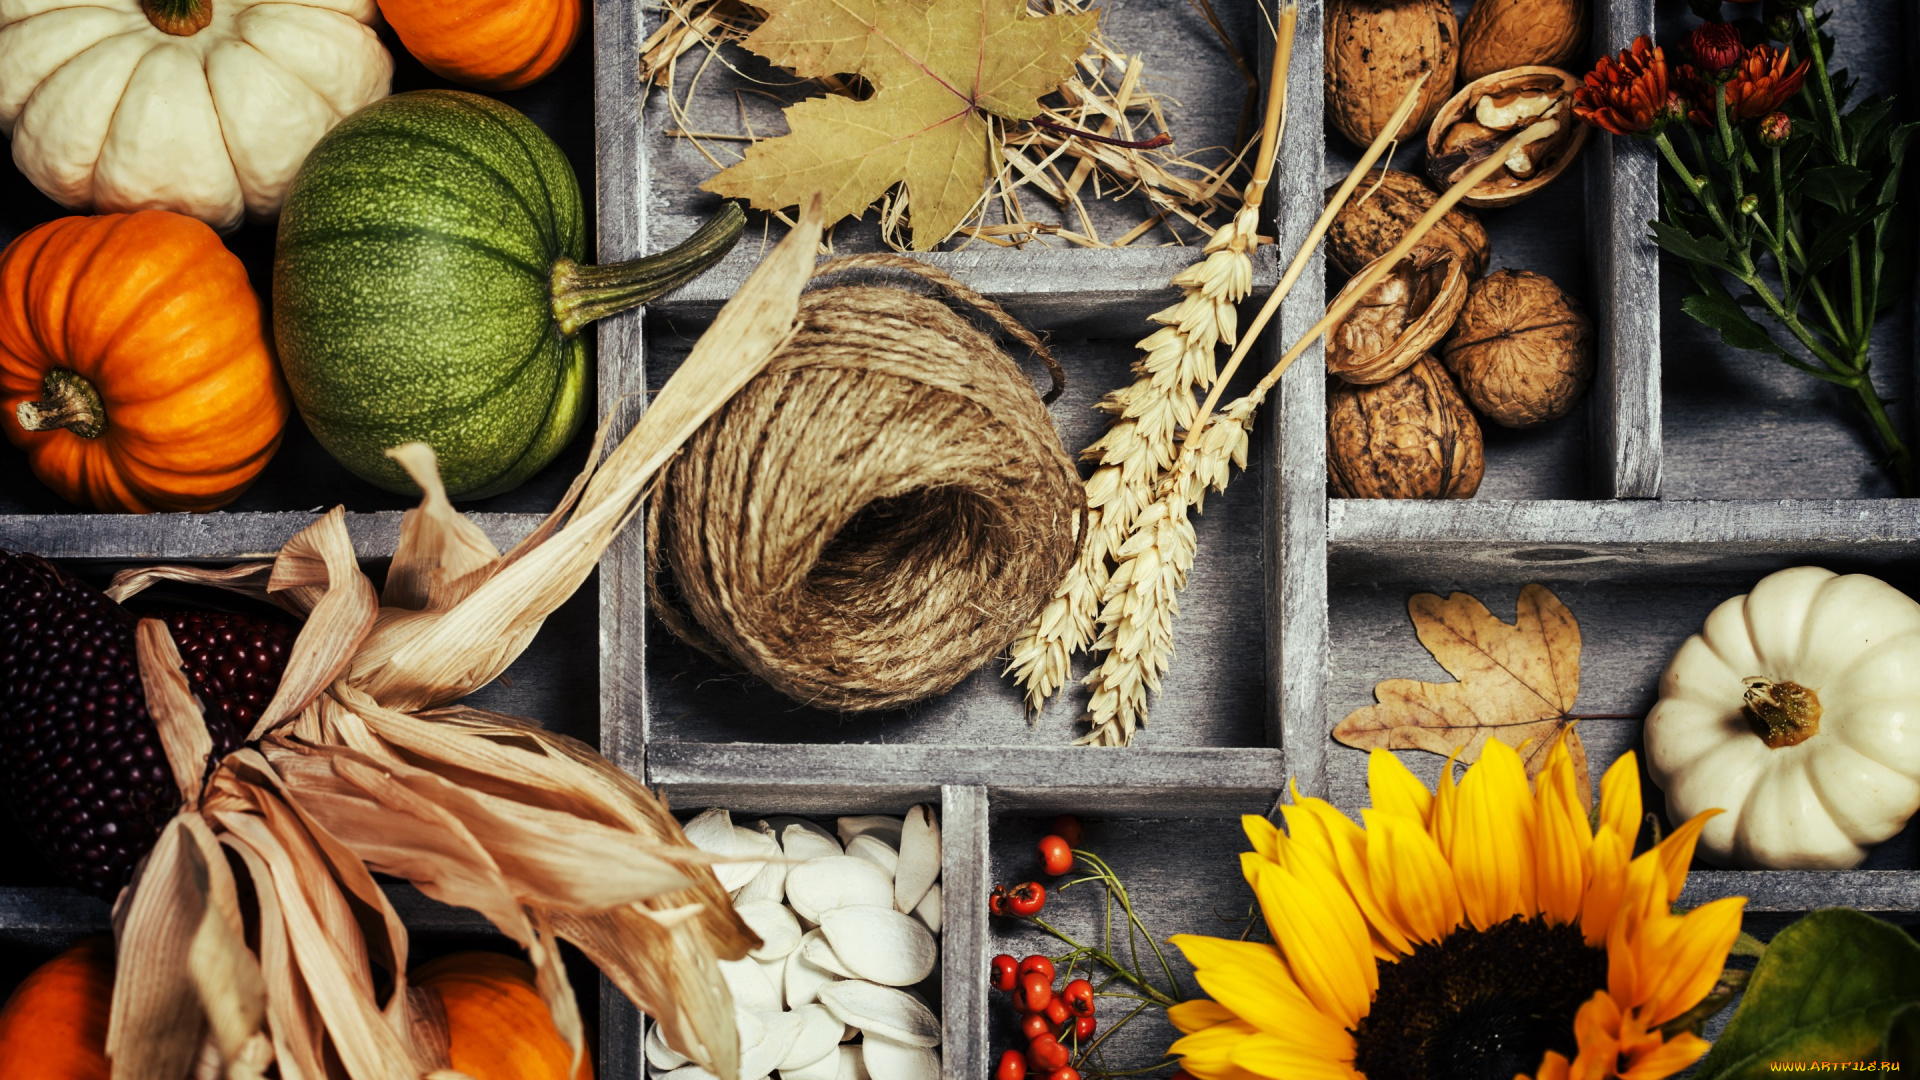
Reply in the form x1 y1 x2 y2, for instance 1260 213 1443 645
1425 66 1590 208
1326 170 1490 276
1460 0 1588 81
1328 354 1483 500
1441 269 1593 428
1325 0 1458 149
1327 246 1470 385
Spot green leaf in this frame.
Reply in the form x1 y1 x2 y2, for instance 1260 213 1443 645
1697 909 1920 1080
1651 220 1734 272
1801 164 1871 209
1883 1002 1920 1066
1800 202 1891 276
1681 264 1788 360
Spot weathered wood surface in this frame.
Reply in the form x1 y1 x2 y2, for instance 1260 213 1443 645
0 512 541 560
941 787 991 1080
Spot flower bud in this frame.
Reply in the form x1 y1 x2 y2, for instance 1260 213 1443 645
1689 20 1746 76
1738 193 1760 215
1763 1 1797 41
1759 111 1792 146
1660 92 1690 127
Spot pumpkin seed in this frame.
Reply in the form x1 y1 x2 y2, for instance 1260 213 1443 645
801 928 859 979
742 1009 803 1080
817 981 940 1048
738 820 790 903
779 1004 844 1071
846 834 899 880
818 906 936 986
911 882 942 934
738 900 803 961
786 856 892 922
835 1045 871 1080
860 1035 941 1080
722 956 783 1014
784 942 838 1007
683 808 762 892
894 805 940 914
645 1021 690 1070
837 815 903 848
780 1046 840 1080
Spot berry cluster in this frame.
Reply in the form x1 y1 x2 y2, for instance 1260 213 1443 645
991 953 1093 1080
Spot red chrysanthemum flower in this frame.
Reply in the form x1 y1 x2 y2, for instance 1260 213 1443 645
1688 21 1745 75
1572 36 1671 136
1680 43 1810 125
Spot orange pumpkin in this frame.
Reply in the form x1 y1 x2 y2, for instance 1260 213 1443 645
415 952 594 1080
0 211 289 514
0 938 113 1080
379 0 581 91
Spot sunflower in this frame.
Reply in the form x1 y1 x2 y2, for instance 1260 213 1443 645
1166 736 1745 1080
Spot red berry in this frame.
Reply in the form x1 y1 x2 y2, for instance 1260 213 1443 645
1038 834 1074 876
1018 955 1056 983
1074 1015 1096 1041
1028 1034 1069 1071
990 885 1012 917
1048 1068 1082 1080
991 954 1019 992
1050 815 1085 847
1014 972 1054 1014
1020 1012 1052 1043
1008 881 1046 917
996 1049 1027 1080
1045 998 1072 1026
1062 978 1095 1018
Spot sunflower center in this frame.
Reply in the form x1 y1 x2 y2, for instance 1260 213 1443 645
1349 916 1609 1080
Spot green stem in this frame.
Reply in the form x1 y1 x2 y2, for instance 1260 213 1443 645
1031 917 1180 1008
549 202 745 337
1668 129 1751 276
141 0 211 35
1800 6 1849 161
1771 146 1792 298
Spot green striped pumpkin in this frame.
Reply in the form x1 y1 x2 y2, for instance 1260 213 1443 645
273 90 742 498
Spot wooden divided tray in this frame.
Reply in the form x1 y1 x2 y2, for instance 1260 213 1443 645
2 0 1918 1074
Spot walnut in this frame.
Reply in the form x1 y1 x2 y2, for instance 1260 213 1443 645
1442 269 1593 428
1328 354 1484 500
1425 67 1590 208
1325 0 1457 149
1460 0 1587 82
1327 246 1470 385
1326 170 1490 276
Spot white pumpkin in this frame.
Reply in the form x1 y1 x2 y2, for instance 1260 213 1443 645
1646 565 1920 869
0 0 391 230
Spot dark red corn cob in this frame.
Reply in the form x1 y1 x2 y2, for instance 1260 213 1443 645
0 552 293 895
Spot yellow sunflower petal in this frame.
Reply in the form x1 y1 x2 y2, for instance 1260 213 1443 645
1181 1058 1277 1080
1288 795 1413 957
1637 895 1745 1028
1568 991 1624 1080
1244 814 1282 864
1535 733 1594 927
1449 739 1538 930
1230 1031 1362 1080
1169 999 1239 1034
1250 857 1375 1027
1362 807 1463 945
1599 751 1643 846
1652 809 1720 905
1241 851 1269 890
1581 825 1631 948
1619 1030 1710 1080
1171 935 1354 1056
1281 793 1342 873
1607 851 1675 1010
1368 748 1434 824
1431 745 1465 857
1529 1050 1572 1080
1170 1017 1260 1068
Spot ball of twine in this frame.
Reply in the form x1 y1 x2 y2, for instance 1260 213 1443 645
646 254 1085 712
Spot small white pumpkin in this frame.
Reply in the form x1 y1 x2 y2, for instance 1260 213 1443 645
0 0 391 230
1646 565 1920 869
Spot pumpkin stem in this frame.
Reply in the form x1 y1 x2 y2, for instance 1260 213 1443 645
1742 676 1822 748
550 202 746 337
16 369 106 439
141 0 212 34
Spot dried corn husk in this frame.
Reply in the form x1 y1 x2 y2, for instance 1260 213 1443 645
104 198 828 1080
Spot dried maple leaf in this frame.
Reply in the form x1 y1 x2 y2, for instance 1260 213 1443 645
1333 584 1593 805
701 0 1097 249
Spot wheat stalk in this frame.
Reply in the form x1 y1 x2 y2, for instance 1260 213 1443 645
1005 3 1294 716
1074 114 1532 747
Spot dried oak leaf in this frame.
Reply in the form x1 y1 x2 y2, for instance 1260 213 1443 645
1333 583 1592 804
701 0 1095 250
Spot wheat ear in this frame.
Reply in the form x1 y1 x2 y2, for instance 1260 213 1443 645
1076 116 1530 747
1005 3 1295 711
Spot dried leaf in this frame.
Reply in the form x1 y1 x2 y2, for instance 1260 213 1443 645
382 443 501 613
107 562 278 607
1332 584 1591 802
254 508 380 739
109 812 228 1080
701 0 1096 248
137 619 214 808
